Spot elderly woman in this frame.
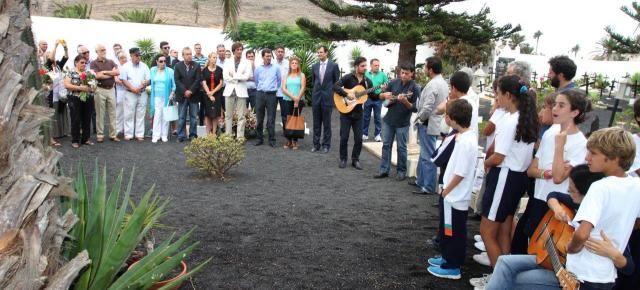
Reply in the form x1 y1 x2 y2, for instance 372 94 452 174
64 55 96 148
200 52 224 136
149 54 176 143
114 51 128 136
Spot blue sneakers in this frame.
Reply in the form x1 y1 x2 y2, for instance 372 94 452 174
427 256 446 267
427 265 461 280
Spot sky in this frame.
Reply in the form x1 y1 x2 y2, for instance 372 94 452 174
445 0 639 59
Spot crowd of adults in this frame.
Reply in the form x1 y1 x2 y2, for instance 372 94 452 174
37 39 640 290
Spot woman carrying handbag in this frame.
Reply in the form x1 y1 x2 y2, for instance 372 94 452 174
149 54 176 143
281 56 306 150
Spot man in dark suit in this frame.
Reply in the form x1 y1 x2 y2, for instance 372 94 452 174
311 45 340 153
174 47 201 142
154 41 178 68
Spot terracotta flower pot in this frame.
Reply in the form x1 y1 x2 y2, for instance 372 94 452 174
128 259 188 290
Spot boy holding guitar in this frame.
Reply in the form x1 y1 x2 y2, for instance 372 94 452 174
332 56 376 170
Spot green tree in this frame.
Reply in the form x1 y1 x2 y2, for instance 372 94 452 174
296 0 519 66
605 1 640 54
596 37 617 60
112 8 165 24
571 44 580 58
228 21 321 50
53 1 92 19
509 33 525 49
432 37 494 67
533 30 543 54
520 43 534 54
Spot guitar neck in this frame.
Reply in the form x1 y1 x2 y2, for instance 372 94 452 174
544 236 564 274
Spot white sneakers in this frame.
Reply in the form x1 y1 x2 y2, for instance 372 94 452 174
363 134 369 140
473 252 491 266
470 274 491 290
474 241 486 252
474 234 483 243
374 134 382 142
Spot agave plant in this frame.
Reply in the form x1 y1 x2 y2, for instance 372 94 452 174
61 163 210 290
112 8 165 24
53 1 92 19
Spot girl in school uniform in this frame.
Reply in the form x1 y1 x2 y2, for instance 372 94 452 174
515 89 589 253
478 75 539 269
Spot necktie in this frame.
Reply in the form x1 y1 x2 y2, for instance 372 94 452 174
320 62 326 84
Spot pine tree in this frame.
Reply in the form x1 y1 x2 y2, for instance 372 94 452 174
605 1 640 54
296 0 520 66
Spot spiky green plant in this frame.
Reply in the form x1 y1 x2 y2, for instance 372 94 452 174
134 38 157 68
112 8 165 24
61 163 210 290
53 1 92 19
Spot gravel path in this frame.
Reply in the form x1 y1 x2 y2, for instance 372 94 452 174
57 108 487 289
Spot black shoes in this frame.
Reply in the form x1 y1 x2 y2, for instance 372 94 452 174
396 175 407 181
255 140 264 146
269 140 276 147
407 177 418 187
352 160 362 170
373 173 389 179
412 190 431 195
339 160 347 168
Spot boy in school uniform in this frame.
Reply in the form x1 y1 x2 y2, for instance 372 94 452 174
566 127 640 290
427 98 478 279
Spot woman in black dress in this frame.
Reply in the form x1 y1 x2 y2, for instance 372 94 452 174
201 52 224 137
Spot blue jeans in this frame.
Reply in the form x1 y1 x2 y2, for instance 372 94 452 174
379 122 409 176
416 124 437 193
485 255 559 290
177 100 199 139
363 99 382 137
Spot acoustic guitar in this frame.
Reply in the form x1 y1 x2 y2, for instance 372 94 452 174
334 82 387 114
528 204 580 290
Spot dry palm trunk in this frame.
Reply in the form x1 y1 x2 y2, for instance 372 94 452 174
0 0 89 289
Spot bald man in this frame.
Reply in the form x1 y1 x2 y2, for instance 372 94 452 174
37 40 48 66
90 44 120 142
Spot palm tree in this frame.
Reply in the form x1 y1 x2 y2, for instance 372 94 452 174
111 8 165 24
53 1 92 19
571 44 580 58
221 0 240 30
533 30 543 54
509 33 525 50
596 37 617 60
1 0 90 288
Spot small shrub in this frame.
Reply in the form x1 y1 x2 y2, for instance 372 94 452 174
184 135 245 180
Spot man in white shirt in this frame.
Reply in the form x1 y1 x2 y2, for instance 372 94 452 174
222 42 252 140
119 47 150 141
274 46 289 126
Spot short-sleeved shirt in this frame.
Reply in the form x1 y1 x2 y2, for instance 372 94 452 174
382 79 420 128
90 58 118 88
119 61 150 90
443 130 479 210
66 70 93 98
486 108 507 151
365 70 389 97
629 134 640 176
461 94 480 136
494 111 534 172
567 176 640 283
533 125 587 201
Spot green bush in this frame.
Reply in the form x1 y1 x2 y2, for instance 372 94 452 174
61 163 210 290
184 134 245 180
53 1 92 19
228 21 321 50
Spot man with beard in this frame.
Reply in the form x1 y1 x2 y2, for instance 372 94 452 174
547 55 577 92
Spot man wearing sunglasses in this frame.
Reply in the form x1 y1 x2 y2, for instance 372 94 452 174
156 41 178 68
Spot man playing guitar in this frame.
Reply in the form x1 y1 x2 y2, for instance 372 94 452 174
332 56 375 170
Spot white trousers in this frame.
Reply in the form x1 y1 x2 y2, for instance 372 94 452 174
152 97 169 141
224 95 246 138
124 91 147 138
116 89 125 134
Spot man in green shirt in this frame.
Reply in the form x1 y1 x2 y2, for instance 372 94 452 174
364 58 389 142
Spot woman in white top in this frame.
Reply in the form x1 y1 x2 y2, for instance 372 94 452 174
479 75 539 268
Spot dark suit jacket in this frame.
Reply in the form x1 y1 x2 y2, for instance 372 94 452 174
311 60 340 107
174 61 201 103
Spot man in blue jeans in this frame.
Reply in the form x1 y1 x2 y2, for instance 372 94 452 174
373 63 421 181
411 56 448 194
363 58 388 141
173 47 201 142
